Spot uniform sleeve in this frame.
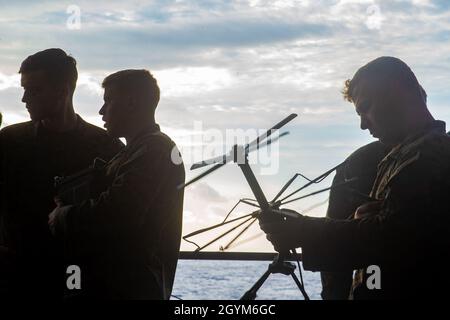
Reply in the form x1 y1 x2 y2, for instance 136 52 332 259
56 140 180 249
301 155 449 272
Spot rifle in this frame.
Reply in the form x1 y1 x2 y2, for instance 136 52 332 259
54 157 107 205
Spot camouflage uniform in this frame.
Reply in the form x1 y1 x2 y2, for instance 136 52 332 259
54 124 185 299
0 116 123 298
300 121 450 299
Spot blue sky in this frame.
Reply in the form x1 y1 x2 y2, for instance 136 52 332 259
1 0 450 252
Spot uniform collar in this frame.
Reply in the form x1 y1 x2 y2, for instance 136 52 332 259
384 120 446 161
402 120 446 145
127 123 161 147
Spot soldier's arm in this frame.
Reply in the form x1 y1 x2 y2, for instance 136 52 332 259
54 140 179 243
300 158 448 272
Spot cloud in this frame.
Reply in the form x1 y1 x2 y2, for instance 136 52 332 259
77 72 103 96
156 67 234 97
189 182 228 203
0 73 20 90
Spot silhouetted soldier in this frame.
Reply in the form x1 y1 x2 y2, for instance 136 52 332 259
48 69 185 299
321 85 428 299
261 57 450 299
0 49 123 299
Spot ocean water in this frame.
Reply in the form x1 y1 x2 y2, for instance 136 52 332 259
172 260 323 300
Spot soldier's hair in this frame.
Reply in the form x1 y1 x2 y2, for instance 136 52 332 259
342 56 424 103
102 69 160 112
19 48 78 93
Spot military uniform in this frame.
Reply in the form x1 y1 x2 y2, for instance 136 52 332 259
321 141 388 300
54 124 185 299
300 120 450 299
0 116 123 298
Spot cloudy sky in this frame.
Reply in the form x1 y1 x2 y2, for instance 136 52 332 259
1 0 450 252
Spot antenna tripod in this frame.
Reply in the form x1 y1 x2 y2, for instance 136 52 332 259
232 145 310 300
241 251 308 300
179 114 312 300
179 114 355 300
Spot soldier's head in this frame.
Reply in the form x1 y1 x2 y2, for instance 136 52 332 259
343 56 432 146
99 69 160 139
19 48 78 121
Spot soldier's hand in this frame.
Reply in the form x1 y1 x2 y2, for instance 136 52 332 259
354 201 382 219
259 209 304 252
48 204 72 236
54 196 64 207
48 206 60 236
